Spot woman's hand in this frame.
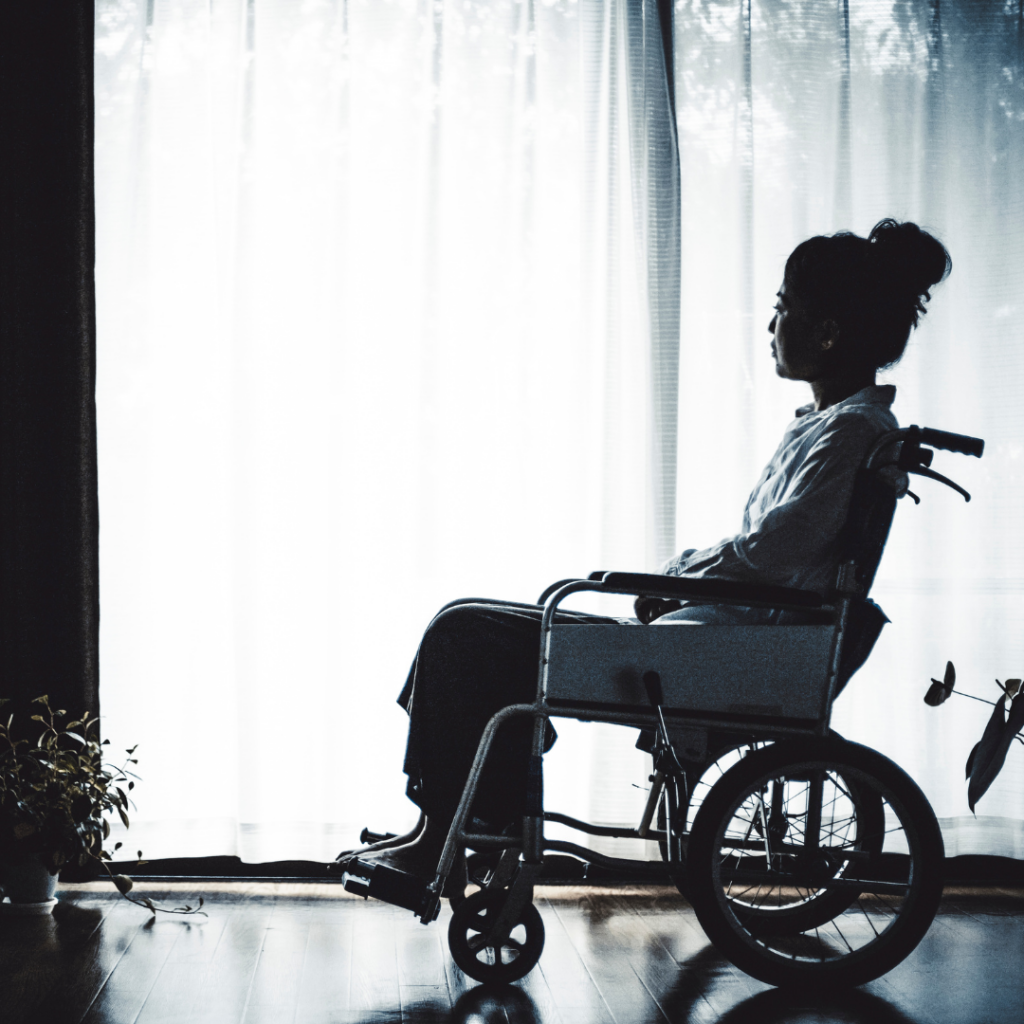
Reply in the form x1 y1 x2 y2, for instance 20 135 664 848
634 596 683 624
638 549 695 622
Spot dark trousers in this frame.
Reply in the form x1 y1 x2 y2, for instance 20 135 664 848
397 601 616 828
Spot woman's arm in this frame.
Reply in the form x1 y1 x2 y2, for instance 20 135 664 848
662 413 882 591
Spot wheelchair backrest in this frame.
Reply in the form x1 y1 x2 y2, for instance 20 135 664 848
832 425 983 692
836 462 899 599
837 423 983 600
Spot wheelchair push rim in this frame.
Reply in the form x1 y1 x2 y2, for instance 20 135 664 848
686 738 945 988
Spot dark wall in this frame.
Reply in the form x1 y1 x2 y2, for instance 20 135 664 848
0 2 98 725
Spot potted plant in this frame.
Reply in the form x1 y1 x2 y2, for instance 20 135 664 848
0 696 203 917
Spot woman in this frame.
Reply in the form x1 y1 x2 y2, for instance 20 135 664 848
338 218 951 879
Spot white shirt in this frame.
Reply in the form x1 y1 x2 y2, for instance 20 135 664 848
661 385 899 598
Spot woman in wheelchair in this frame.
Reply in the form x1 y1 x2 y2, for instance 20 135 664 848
336 218 952 886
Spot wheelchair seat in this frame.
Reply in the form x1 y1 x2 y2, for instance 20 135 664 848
546 622 836 724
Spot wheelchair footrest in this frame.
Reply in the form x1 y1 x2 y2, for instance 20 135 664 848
342 860 440 921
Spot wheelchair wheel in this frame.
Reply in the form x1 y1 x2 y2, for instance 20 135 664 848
448 888 545 984
687 737 944 988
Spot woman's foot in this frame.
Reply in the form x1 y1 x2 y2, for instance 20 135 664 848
345 816 449 878
332 813 425 868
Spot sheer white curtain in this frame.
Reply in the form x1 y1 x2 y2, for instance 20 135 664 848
95 0 675 861
673 0 1024 857
97 0 1024 865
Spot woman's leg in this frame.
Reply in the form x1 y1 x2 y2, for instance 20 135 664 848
346 600 613 877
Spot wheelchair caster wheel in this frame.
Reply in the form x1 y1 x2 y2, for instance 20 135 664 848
448 888 545 984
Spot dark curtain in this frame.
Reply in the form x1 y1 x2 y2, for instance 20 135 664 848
0 2 98 725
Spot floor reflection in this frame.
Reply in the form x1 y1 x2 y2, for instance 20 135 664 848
648 944 928 1024
394 985 540 1024
10 888 1016 1024
451 985 540 1024
398 977 926 1024
711 987 924 1024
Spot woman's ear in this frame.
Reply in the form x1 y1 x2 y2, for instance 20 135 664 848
818 319 840 351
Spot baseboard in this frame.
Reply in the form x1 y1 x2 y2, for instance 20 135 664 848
58 852 1024 887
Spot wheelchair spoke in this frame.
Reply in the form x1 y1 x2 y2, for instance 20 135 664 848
745 880 770 905
827 916 856 954
723 873 756 896
856 897 881 937
754 884 779 911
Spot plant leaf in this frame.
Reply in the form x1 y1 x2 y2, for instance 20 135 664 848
965 741 980 780
967 693 1024 811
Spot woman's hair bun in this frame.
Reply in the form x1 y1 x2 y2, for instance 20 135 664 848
867 218 952 329
783 218 952 370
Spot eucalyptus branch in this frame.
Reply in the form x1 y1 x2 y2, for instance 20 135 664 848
950 689 998 707
94 854 206 918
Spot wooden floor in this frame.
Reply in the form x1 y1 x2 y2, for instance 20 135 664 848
1 882 1021 1024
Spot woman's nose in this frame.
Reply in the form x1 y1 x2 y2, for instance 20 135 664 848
768 314 777 333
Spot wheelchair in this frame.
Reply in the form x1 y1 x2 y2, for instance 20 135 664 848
343 423 984 989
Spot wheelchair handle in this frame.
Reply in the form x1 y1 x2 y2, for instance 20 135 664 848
643 670 664 707
914 426 984 458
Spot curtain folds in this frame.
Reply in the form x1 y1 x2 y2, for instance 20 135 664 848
95 0 1024 862
672 0 1024 858
96 0 667 862
626 0 682 569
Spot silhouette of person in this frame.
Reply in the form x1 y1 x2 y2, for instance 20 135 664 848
337 219 951 883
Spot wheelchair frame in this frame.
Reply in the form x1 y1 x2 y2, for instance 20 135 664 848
420 568 851 913
344 423 984 988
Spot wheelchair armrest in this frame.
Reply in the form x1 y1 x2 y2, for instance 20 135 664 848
595 572 827 612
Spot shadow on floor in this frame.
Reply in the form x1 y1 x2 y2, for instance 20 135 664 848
406 973 923 1024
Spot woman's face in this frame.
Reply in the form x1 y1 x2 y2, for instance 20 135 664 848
768 281 835 381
